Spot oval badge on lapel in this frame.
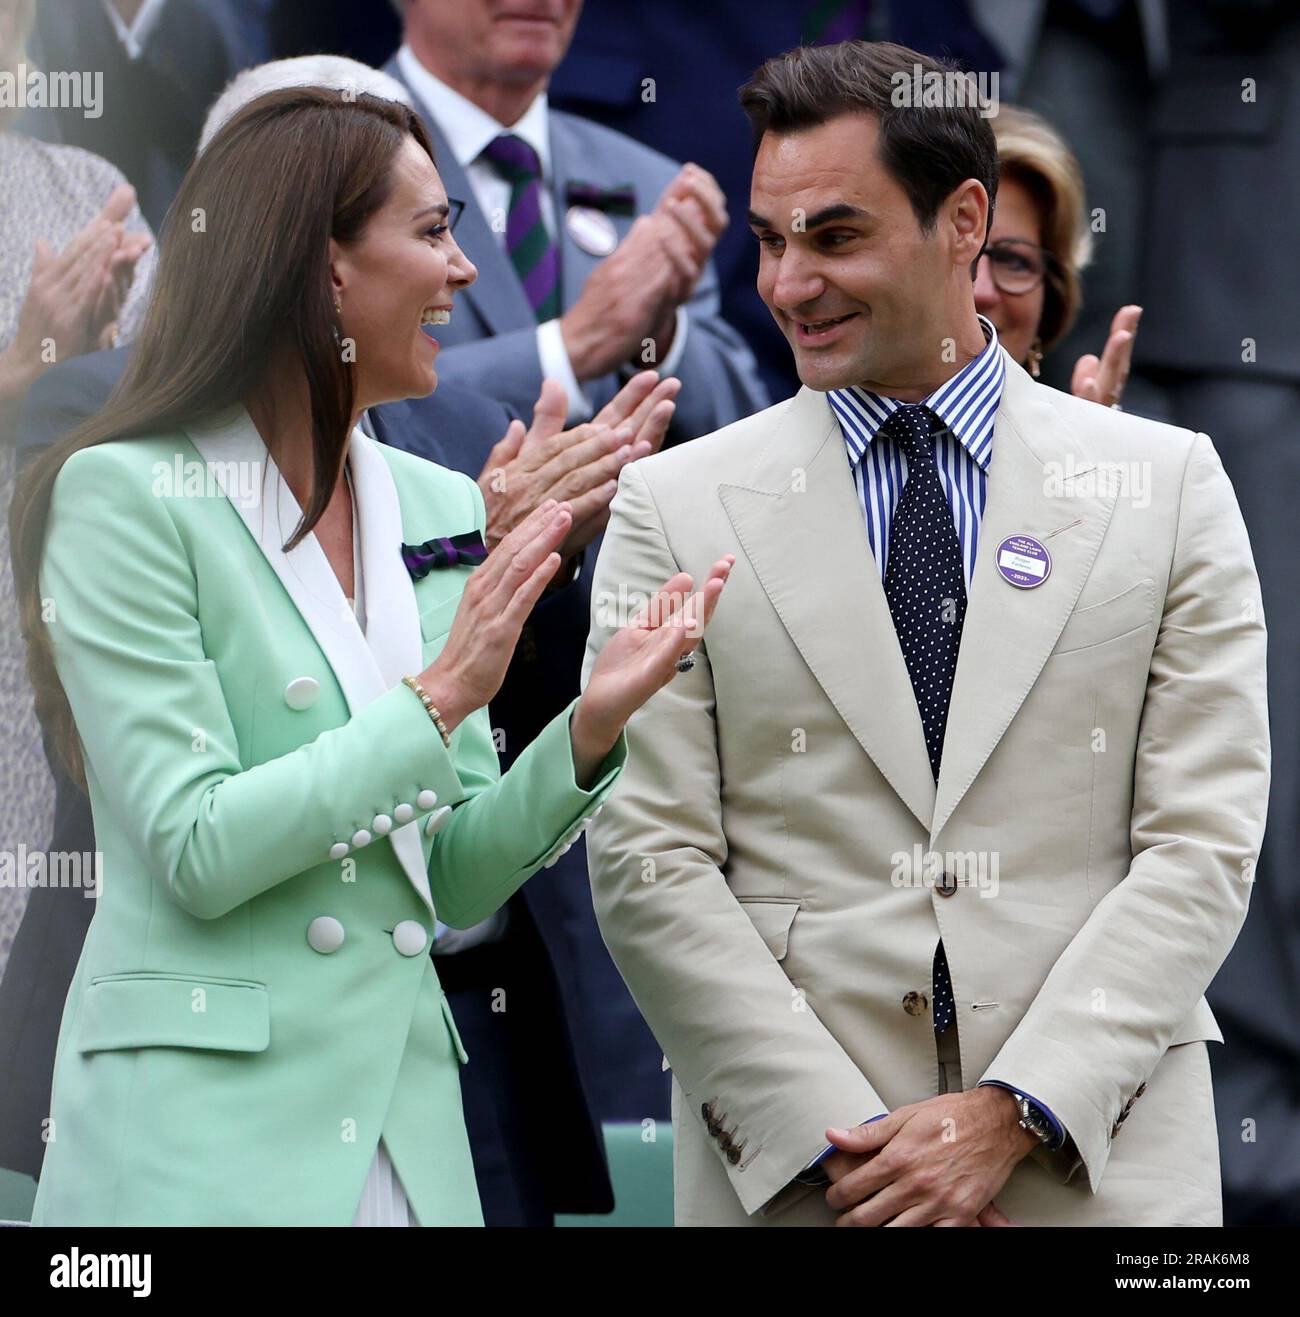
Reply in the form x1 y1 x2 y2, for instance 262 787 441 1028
995 535 1052 589
565 205 618 257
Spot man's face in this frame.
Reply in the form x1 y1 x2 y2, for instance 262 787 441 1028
406 0 582 86
749 112 974 395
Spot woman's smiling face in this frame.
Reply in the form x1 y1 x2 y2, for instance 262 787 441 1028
329 135 478 410
973 173 1047 368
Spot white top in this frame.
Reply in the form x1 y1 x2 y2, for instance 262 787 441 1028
343 461 366 631
344 459 418 1227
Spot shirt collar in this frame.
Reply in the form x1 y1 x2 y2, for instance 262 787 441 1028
396 43 551 176
830 314 1006 472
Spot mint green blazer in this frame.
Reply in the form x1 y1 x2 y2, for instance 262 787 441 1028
29 407 626 1226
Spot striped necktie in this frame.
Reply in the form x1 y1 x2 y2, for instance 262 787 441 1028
481 133 561 321
879 404 966 1036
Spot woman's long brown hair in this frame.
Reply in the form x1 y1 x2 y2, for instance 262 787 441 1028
10 87 435 785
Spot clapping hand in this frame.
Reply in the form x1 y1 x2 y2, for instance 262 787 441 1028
477 370 679 563
571 557 736 782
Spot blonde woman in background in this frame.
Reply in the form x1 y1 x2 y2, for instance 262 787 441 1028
976 103 1141 409
0 0 152 977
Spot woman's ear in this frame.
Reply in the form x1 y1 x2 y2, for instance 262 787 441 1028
327 236 347 303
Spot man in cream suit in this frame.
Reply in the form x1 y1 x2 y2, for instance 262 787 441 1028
582 40 1270 1226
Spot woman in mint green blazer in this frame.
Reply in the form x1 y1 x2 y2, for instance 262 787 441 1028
11 87 732 1226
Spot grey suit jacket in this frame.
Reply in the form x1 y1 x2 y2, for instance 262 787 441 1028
382 56 769 441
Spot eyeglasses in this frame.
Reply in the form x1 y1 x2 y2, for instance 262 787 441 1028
445 197 466 232
976 239 1064 295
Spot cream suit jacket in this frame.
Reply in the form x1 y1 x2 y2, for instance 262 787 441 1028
581 354 1270 1226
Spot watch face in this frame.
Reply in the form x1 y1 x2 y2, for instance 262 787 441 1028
1018 1098 1047 1135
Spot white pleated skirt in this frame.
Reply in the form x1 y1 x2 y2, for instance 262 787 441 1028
352 1139 418 1227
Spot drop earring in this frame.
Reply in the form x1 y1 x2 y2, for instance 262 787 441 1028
1027 337 1043 379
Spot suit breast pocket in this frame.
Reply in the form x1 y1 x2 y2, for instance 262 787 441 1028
1052 579 1156 656
419 594 462 644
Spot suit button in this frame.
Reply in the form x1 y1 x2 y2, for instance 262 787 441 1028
307 915 345 954
417 789 438 809
726 1145 741 1165
936 871 958 897
902 990 928 1016
328 842 349 861
1134 1082 1147 1100
350 828 372 849
425 805 452 836
372 813 393 836
284 676 320 710
393 803 414 824
392 920 429 957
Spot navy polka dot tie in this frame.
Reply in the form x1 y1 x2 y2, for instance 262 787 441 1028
880 405 966 1036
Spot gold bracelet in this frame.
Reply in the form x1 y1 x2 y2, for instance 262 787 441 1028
402 675 451 748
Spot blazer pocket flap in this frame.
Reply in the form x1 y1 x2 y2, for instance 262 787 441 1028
1053 579 1155 654
78 974 270 1054
419 594 462 643
1169 995 1223 1047
737 898 800 962
440 993 470 1064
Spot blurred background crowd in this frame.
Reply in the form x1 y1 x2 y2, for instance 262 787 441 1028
0 0 1296 1227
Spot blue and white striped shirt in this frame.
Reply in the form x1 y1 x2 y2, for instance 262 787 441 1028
828 315 1005 589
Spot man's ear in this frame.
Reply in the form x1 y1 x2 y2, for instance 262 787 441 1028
948 179 990 265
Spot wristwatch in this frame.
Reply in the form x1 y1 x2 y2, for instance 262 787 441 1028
1012 1092 1057 1148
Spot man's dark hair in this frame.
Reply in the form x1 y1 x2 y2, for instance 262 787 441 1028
739 41 998 240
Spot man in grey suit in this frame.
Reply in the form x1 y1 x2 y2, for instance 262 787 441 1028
382 0 768 442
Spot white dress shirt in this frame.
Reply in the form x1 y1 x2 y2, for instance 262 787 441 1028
343 460 417 1227
395 44 687 423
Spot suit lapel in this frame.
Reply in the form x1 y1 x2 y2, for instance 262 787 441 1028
930 359 1117 839
185 408 436 914
548 112 640 315
720 389 937 831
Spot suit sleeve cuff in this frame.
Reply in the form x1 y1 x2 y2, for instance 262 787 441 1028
794 1112 889 1185
620 305 689 379
537 319 593 423
530 698 627 871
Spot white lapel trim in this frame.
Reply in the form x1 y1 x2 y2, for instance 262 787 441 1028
185 408 435 913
